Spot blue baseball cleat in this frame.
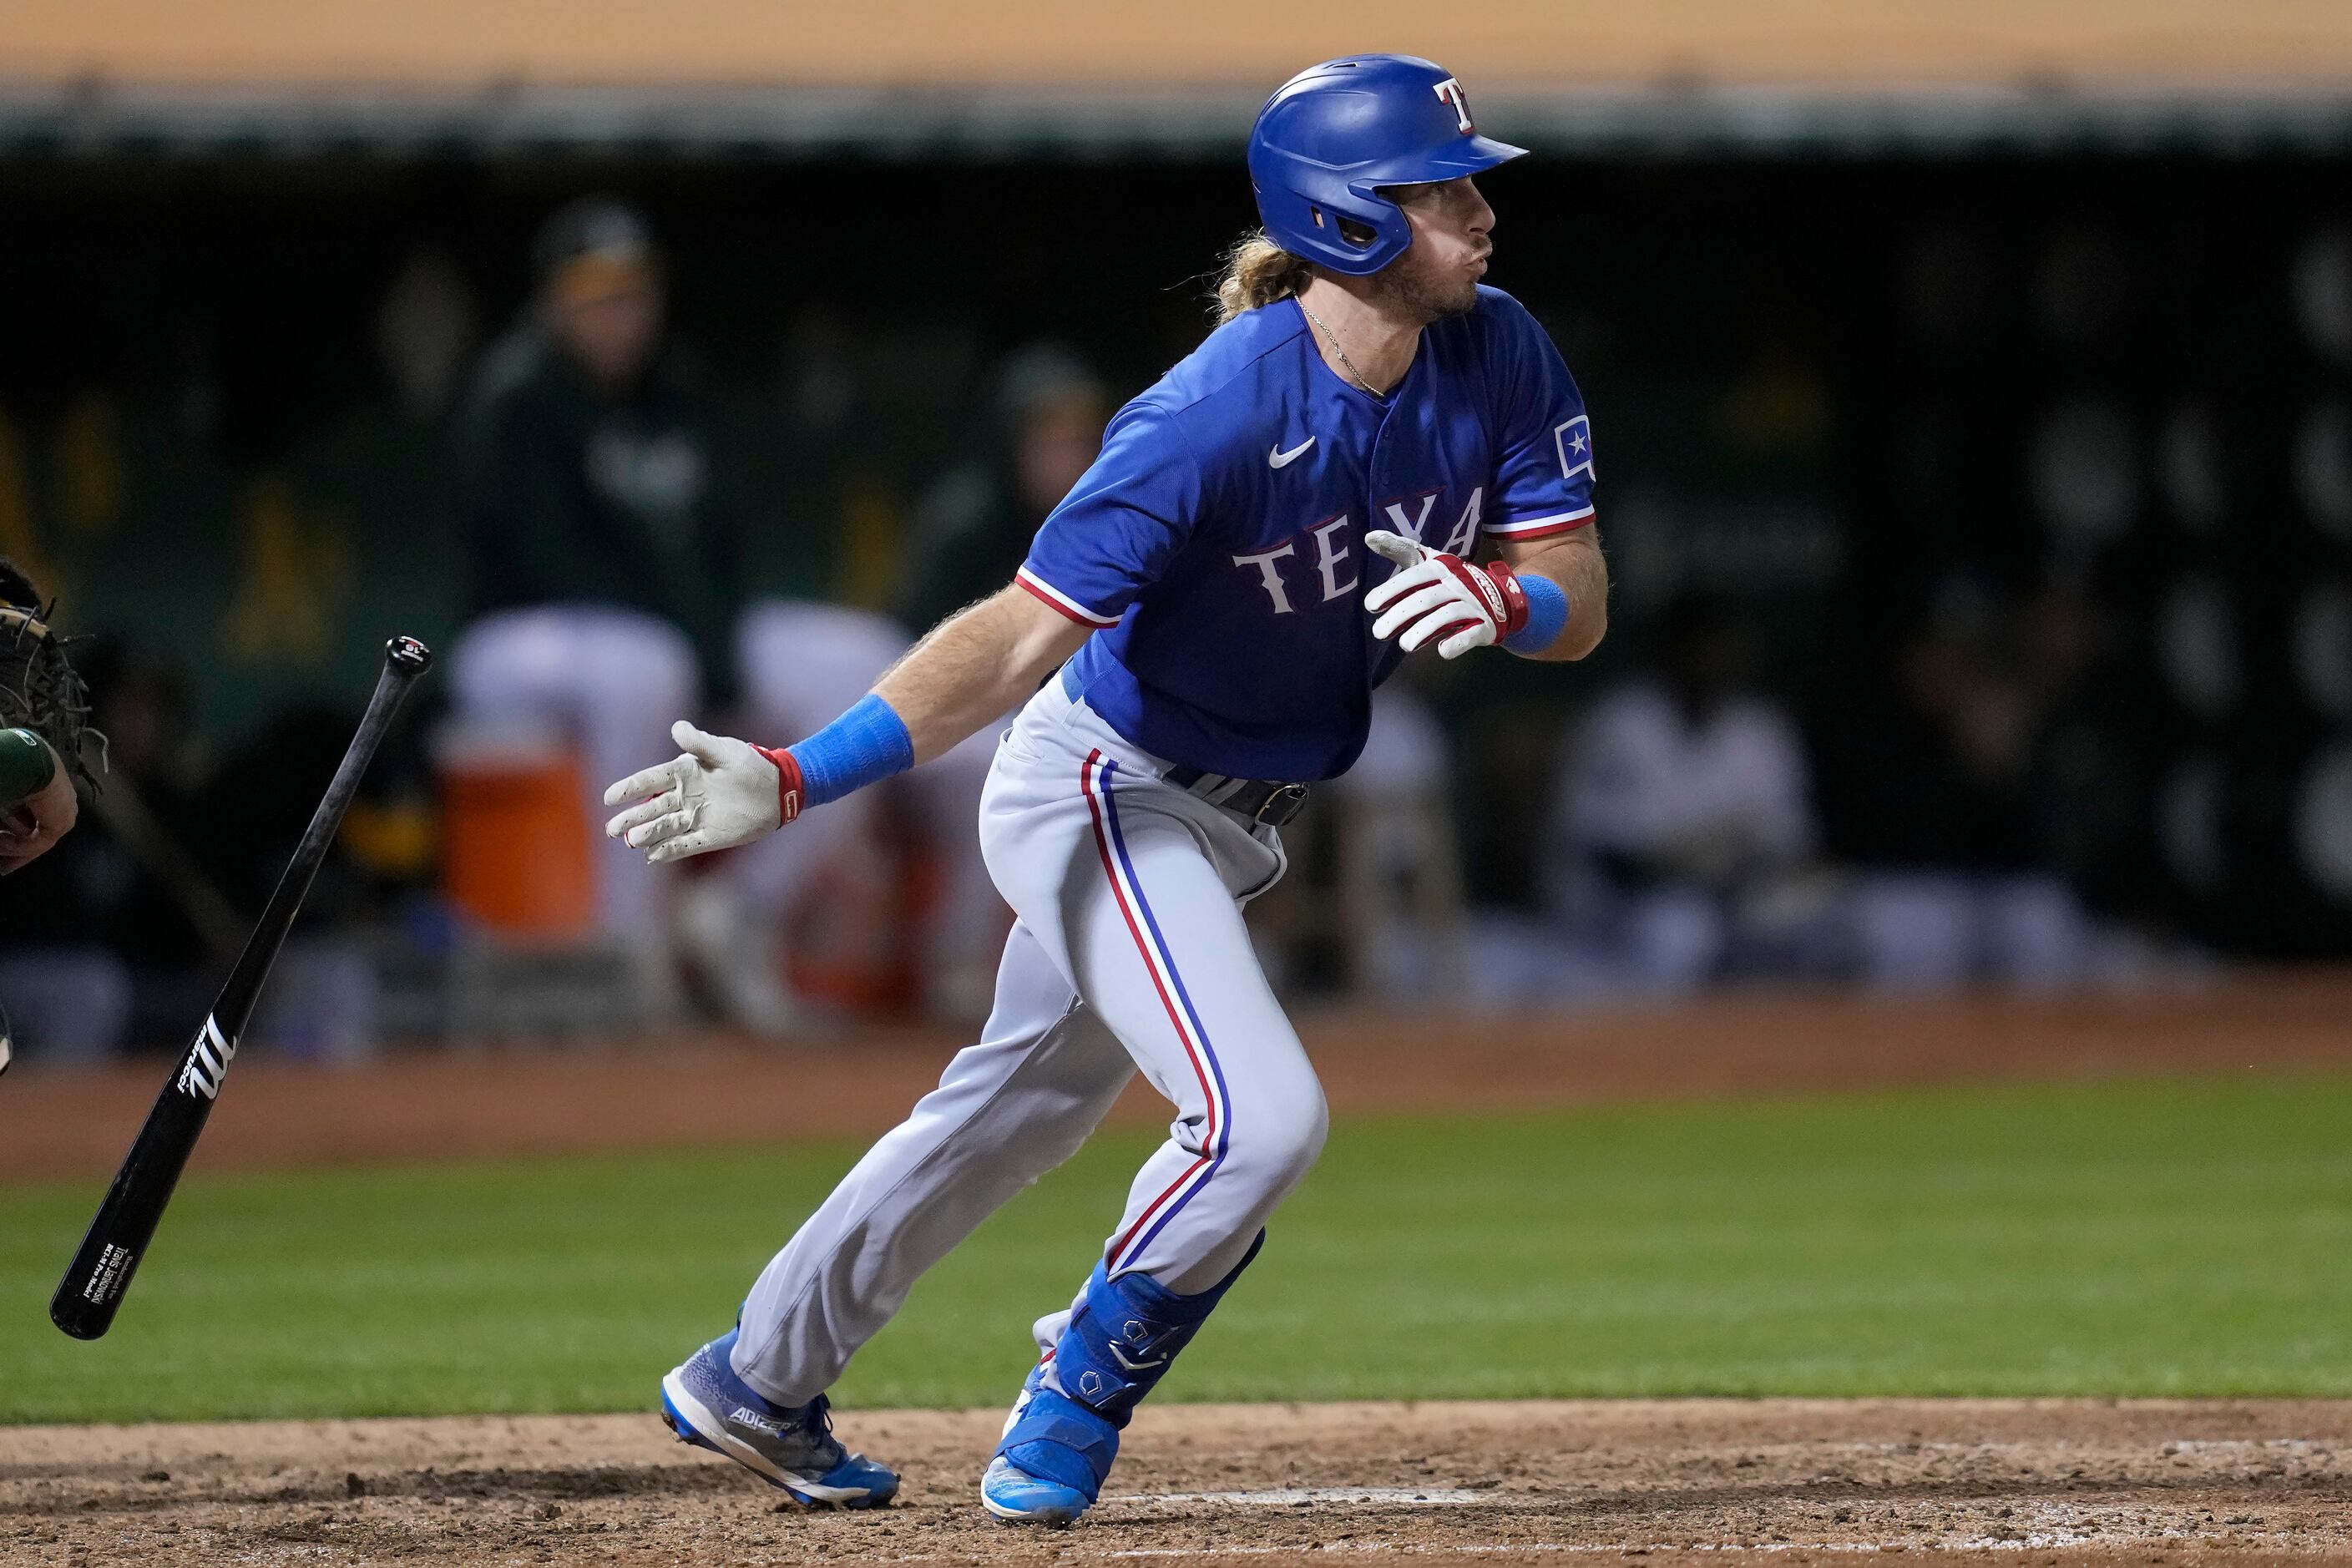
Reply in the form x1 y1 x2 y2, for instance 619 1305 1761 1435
980 1455 1093 1525
659 1330 898 1509
980 1361 1119 1525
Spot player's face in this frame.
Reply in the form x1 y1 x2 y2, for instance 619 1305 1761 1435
1016 392 1110 518
551 275 664 390
1375 177 1495 322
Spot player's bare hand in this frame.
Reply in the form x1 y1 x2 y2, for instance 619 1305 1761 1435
1363 530 1525 660
602 721 784 864
0 751 78 875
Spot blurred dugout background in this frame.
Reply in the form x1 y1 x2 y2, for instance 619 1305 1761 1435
4 1 2352 1062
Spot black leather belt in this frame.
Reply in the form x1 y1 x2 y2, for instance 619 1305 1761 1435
1165 766 1312 827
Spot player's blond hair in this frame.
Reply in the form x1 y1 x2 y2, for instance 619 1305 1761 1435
1211 231 1313 324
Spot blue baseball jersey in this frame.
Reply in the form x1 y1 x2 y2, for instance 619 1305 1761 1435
1017 285 1594 781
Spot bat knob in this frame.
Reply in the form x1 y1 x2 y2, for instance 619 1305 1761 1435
386 635 434 675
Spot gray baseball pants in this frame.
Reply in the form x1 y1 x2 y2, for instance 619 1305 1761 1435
730 677 1327 1406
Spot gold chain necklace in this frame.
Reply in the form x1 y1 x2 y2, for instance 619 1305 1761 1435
1297 300 1381 396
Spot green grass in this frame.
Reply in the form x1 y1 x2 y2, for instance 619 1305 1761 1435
3 1072 2349 1424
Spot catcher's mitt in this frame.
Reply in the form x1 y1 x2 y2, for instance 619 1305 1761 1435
0 559 101 794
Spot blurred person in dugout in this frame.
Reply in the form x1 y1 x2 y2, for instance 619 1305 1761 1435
894 346 1110 638
448 198 999 1029
892 346 1112 1014
1823 578 2092 990
1548 588 1827 994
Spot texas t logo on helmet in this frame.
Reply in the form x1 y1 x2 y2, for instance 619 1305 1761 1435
1246 53 1525 276
1432 76 1475 133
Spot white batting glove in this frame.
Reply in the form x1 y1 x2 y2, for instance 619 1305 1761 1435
602 721 785 864
1363 530 1531 660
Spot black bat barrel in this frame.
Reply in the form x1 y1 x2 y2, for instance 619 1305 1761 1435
50 636 432 1340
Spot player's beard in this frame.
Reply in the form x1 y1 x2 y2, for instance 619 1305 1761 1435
1371 250 1483 324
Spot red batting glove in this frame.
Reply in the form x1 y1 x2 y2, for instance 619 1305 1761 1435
751 746 805 825
1363 530 1530 659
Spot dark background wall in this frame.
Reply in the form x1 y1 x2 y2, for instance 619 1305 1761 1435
3 148 2347 951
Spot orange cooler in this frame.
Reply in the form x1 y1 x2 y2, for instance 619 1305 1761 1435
438 734 596 940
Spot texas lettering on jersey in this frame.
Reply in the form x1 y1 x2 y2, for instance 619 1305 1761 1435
1015 284 1595 782
1228 488 1484 615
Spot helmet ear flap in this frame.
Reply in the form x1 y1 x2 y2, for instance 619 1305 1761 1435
1250 152 1411 276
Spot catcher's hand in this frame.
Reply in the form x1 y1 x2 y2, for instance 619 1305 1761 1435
603 720 784 864
0 569 98 873
0 730 75 874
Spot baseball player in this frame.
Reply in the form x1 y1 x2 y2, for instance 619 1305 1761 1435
605 53 1607 1521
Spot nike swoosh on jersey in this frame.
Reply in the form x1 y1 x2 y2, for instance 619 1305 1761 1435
1268 437 1316 468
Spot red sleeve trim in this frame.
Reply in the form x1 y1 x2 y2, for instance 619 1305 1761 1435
1015 567 1120 628
1484 508 1596 543
1491 520 1581 542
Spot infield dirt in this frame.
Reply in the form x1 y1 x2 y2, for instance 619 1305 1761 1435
8 1399 2349 1565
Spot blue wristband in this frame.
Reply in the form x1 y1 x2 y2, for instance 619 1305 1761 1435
1501 571 1570 654
786 694 915 807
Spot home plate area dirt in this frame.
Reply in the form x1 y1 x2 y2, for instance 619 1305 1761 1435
8 1399 2350 1565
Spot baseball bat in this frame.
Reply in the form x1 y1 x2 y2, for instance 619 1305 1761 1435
49 635 432 1340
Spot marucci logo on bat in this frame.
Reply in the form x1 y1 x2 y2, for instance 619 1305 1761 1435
175 1015 238 1100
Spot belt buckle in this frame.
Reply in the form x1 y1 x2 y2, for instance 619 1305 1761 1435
1253 782 1310 827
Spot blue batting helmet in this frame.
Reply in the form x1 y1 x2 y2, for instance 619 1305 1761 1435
1247 54 1527 277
